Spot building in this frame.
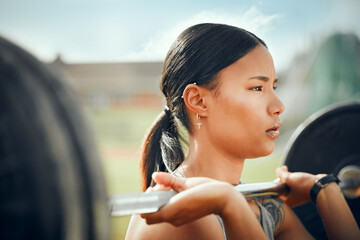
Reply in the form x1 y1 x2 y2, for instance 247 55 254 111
49 56 164 108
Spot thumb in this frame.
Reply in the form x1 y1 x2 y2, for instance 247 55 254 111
276 165 290 182
152 172 187 192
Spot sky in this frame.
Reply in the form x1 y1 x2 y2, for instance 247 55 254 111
0 0 359 71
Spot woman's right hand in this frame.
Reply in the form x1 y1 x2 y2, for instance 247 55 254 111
276 165 322 207
276 166 360 239
140 172 239 226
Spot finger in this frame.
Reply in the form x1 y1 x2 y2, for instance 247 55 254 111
276 165 289 181
276 165 288 173
278 194 288 202
145 186 155 192
140 212 163 225
141 211 185 226
140 203 177 225
153 184 172 191
152 172 187 192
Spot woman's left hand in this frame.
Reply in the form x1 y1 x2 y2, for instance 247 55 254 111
276 165 325 207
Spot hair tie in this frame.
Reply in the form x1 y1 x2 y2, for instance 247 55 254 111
164 105 171 116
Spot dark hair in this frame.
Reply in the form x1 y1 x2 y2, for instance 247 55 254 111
140 23 267 190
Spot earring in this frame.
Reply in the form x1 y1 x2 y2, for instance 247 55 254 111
181 82 197 99
196 113 202 129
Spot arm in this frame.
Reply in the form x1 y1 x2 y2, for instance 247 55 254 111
139 172 268 240
276 166 360 240
316 182 359 240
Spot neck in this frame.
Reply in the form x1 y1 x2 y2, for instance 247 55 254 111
178 136 245 185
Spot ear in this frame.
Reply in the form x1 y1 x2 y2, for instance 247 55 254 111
182 84 208 118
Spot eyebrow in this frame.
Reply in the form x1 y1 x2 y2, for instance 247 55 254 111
248 76 278 83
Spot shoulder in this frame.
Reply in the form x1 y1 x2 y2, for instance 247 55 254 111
125 214 179 240
125 214 225 240
260 198 285 234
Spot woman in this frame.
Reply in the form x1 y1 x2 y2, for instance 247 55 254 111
125 23 359 239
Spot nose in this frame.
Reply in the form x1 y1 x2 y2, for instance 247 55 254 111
268 93 285 116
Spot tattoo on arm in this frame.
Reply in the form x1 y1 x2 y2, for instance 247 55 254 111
262 198 285 233
256 213 261 223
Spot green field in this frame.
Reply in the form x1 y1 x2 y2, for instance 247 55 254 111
86 106 283 240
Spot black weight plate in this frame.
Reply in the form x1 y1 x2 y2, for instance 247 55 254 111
0 37 110 240
282 101 360 239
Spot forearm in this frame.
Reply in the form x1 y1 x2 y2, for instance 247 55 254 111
316 182 360 240
220 189 267 240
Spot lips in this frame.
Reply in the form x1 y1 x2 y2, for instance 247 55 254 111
266 122 281 139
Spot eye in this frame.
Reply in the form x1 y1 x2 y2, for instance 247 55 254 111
250 86 263 91
273 79 279 91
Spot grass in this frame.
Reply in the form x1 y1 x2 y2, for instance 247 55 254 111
85 106 284 240
88 106 163 147
242 153 283 183
102 160 139 240
86 106 162 240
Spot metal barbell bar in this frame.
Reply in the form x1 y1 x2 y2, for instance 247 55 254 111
108 165 360 216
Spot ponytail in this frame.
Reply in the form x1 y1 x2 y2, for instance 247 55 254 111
140 109 184 191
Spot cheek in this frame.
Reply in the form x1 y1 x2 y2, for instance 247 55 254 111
210 93 263 133
207 96 273 158
229 99 264 133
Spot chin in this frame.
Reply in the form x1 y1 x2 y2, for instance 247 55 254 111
262 148 274 156
256 143 275 157
264 143 275 155
245 144 274 159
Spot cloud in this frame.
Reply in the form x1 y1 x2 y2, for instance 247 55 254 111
126 6 280 61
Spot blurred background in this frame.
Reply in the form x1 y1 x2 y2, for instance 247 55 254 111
1 0 359 239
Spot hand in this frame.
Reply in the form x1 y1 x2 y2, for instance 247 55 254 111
276 165 325 207
140 172 238 226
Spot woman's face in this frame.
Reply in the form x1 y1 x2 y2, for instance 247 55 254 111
204 44 284 159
